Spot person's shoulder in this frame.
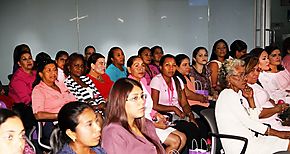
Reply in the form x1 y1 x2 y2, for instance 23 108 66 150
57 144 75 154
91 146 106 154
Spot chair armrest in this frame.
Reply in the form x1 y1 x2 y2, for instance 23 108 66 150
210 132 248 154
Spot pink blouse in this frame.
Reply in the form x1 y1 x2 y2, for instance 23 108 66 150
8 68 36 105
32 81 76 113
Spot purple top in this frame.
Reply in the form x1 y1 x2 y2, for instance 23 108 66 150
8 68 36 105
57 144 106 154
102 119 165 154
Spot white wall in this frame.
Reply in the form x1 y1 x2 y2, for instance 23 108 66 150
0 0 255 84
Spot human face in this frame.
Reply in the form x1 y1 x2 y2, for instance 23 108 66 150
236 49 247 59
177 58 191 76
128 58 145 81
85 48 95 61
74 108 102 147
55 55 68 70
111 49 125 66
39 63 58 85
194 49 208 65
215 42 227 57
228 66 247 91
125 86 145 120
18 53 34 71
152 48 163 63
140 49 152 65
161 57 177 78
0 117 25 154
91 58 106 75
246 65 261 84
69 58 84 77
269 49 282 66
258 51 270 71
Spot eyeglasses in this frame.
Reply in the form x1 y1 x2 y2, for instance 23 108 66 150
127 93 147 102
231 73 246 79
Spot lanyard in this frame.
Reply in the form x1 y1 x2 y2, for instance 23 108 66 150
168 81 174 105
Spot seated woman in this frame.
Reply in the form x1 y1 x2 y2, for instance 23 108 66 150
50 101 105 154
175 54 214 115
105 47 127 82
64 53 106 114
208 39 229 92
229 39 247 59
138 47 156 85
127 55 186 153
251 46 290 103
150 54 208 148
102 78 165 154
9 50 36 106
149 45 164 76
87 53 114 101
55 50 69 83
0 108 35 154
216 58 290 153
242 55 290 131
32 58 76 121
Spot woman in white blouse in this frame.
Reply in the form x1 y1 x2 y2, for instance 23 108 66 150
216 58 290 154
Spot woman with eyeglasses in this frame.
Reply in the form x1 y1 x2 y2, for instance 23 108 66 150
127 55 186 153
216 58 290 154
102 78 165 154
242 55 290 131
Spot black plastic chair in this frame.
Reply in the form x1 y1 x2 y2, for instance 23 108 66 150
200 108 248 154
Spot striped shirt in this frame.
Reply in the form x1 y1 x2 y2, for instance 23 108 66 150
64 75 105 113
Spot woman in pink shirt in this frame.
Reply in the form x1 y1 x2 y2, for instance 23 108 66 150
9 50 36 105
32 59 76 120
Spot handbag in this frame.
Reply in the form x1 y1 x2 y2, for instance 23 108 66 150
189 138 210 154
194 80 209 96
168 149 179 154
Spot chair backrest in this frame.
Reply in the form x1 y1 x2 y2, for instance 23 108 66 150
37 122 52 150
200 108 222 154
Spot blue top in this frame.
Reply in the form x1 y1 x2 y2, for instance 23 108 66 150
57 144 106 154
105 64 127 82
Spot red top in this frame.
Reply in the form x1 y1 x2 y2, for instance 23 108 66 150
87 74 114 100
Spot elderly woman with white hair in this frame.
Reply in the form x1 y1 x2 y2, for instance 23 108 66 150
215 58 290 154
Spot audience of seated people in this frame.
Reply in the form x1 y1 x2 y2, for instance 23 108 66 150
208 39 230 92
105 47 127 82
102 78 166 154
86 53 114 101
150 54 209 149
55 50 69 83
2 39 290 154
216 58 290 153
64 53 106 115
149 45 164 76
50 101 105 154
127 55 186 153
242 54 290 131
229 39 248 59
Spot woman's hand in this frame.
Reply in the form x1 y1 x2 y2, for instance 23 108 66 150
275 103 289 114
242 85 253 99
174 107 185 119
